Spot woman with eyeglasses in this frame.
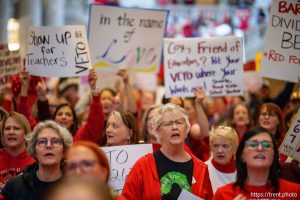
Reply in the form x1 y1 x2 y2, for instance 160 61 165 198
122 103 213 200
104 111 140 146
257 103 287 163
1 120 73 200
0 112 35 192
65 141 110 183
205 126 239 193
214 127 300 199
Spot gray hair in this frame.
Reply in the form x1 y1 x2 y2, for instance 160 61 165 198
152 103 190 143
26 120 73 157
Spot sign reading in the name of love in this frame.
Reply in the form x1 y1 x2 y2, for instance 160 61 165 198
88 5 168 73
261 0 300 82
26 25 92 77
0 44 21 86
163 37 244 97
101 144 153 195
279 108 300 161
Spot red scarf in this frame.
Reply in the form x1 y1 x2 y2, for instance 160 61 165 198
211 158 236 173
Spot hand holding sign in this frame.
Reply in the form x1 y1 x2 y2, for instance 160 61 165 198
194 87 205 105
88 68 98 91
36 79 47 101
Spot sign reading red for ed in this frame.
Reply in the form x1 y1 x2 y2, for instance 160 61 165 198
163 37 244 98
261 0 300 82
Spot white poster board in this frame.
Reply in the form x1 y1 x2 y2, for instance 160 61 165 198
279 108 300 161
25 25 92 77
260 0 300 82
163 37 244 97
102 144 153 194
88 5 168 73
0 44 22 86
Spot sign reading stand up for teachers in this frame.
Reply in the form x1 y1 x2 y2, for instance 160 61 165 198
26 25 92 77
164 37 244 98
260 0 300 82
88 5 168 73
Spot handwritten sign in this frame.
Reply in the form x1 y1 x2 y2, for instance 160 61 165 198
279 108 300 161
101 144 153 194
260 0 300 82
163 37 244 98
88 5 168 73
0 44 21 86
25 25 92 77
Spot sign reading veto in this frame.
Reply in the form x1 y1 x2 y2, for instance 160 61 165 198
26 25 92 77
101 144 153 194
163 37 244 97
88 5 168 73
261 0 300 82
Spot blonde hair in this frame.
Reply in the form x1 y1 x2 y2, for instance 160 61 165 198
1 112 31 147
210 126 239 152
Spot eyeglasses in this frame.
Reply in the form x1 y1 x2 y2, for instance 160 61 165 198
260 112 277 118
36 138 63 148
66 160 97 172
157 118 185 129
245 140 273 150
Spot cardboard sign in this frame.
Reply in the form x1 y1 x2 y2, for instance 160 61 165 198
26 25 92 77
101 144 153 194
260 0 300 82
0 44 22 86
178 189 203 200
163 37 244 97
279 108 300 161
88 5 168 73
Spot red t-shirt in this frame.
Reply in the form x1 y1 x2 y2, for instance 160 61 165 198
214 179 300 200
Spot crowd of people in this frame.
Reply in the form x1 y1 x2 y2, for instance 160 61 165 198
0 65 300 200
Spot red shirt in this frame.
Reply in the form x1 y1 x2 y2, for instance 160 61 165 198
214 179 300 200
0 149 35 187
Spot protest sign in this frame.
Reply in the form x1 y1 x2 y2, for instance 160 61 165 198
279 108 300 161
261 0 300 82
26 25 92 77
163 37 244 97
88 5 168 73
0 44 21 86
101 144 153 194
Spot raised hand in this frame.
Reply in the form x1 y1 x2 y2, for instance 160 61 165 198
88 68 98 90
193 87 206 104
117 68 129 84
36 79 47 101
19 68 30 96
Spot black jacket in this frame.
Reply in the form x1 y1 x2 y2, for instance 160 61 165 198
1 163 61 200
